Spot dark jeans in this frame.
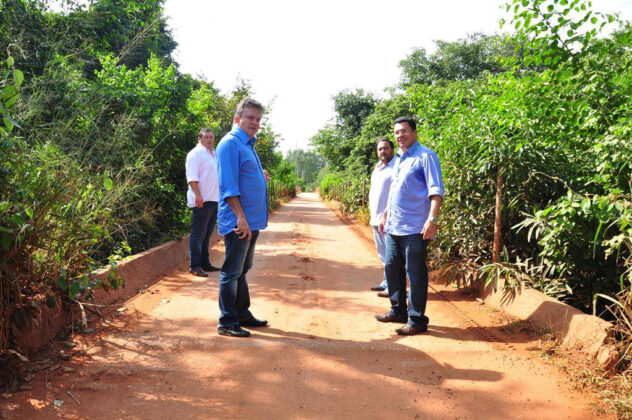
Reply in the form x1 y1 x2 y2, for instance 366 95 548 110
189 201 218 270
384 233 429 329
218 230 259 328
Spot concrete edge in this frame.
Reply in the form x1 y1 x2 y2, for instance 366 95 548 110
321 194 613 357
15 194 293 356
482 284 612 355
16 231 221 355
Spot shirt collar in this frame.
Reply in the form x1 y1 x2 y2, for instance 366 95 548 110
397 141 420 157
376 157 396 169
232 126 257 145
195 143 215 156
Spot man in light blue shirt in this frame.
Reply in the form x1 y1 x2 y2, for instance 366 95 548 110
368 138 395 296
376 116 444 335
216 98 269 338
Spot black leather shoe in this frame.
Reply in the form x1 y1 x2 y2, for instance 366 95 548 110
217 326 251 337
375 313 407 323
189 267 208 277
239 317 268 327
201 264 221 272
377 291 389 298
395 324 428 335
370 285 385 291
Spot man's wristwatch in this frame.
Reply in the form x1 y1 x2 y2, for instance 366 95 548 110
428 216 438 223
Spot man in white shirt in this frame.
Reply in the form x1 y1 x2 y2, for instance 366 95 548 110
186 128 221 277
369 138 396 297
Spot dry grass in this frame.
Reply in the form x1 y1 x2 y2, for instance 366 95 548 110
537 344 632 418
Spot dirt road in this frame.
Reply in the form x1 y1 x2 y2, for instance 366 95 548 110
6 193 604 419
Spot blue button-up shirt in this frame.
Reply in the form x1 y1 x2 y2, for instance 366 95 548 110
217 126 268 235
385 142 444 236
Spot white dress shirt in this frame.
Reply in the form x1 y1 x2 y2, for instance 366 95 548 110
185 144 219 207
369 157 395 226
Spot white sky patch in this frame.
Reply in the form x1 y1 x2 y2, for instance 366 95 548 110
164 0 632 153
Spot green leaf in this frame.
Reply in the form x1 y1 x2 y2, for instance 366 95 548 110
6 56 14 68
4 115 22 130
13 70 24 87
56 276 68 291
592 221 603 258
11 213 25 227
69 282 80 298
103 177 113 191
1 85 16 101
0 234 11 251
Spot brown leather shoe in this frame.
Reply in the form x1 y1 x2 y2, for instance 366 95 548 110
377 291 389 298
395 324 428 335
374 313 407 323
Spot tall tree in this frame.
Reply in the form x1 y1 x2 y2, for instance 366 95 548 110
399 33 515 87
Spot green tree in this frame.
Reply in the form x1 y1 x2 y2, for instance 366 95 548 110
285 149 325 187
399 33 516 87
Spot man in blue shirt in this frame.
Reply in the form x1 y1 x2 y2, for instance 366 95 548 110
377 116 444 335
216 98 269 338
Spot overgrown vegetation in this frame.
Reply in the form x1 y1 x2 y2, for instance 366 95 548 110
0 0 296 359
314 0 632 383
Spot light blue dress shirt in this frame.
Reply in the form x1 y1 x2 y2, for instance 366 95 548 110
216 126 268 235
384 141 444 236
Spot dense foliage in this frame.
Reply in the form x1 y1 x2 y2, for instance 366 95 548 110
0 0 296 353
315 0 632 324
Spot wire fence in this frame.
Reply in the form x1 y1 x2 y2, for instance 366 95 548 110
267 179 296 210
322 178 368 214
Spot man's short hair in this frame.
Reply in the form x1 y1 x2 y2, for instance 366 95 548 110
198 127 215 138
394 116 417 131
376 137 394 149
235 97 264 117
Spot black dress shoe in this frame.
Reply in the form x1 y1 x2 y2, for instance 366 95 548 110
370 285 385 291
374 313 407 323
189 267 208 277
201 264 221 272
239 317 268 327
217 326 251 337
395 324 428 336
377 291 389 298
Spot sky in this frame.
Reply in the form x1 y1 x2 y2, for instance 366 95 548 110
163 0 632 154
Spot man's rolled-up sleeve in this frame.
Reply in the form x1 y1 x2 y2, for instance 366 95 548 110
423 152 445 199
217 141 241 201
185 152 200 184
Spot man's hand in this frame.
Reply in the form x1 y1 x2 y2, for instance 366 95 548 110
234 215 252 241
189 182 204 208
378 211 387 234
195 194 204 209
422 219 437 240
262 169 271 183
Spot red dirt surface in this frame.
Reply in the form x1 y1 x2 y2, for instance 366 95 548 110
2 193 608 419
